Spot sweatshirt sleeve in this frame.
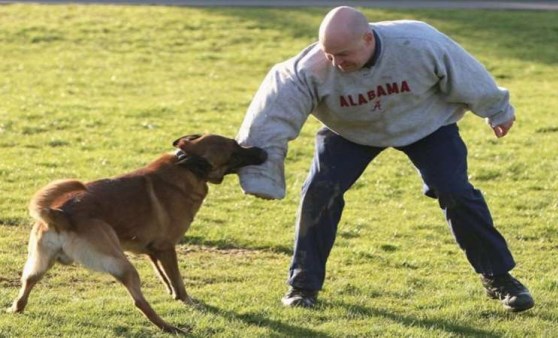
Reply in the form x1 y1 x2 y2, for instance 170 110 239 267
434 35 515 127
236 61 315 199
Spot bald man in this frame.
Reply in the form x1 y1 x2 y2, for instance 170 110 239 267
237 7 533 312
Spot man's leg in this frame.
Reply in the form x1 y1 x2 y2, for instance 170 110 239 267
284 127 383 307
399 123 533 311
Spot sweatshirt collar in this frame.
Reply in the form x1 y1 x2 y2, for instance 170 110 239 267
363 30 381 69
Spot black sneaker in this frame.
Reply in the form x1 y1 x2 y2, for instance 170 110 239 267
281 287 318 308
480 273 535 312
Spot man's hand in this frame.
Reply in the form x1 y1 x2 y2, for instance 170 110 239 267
492 117 515 138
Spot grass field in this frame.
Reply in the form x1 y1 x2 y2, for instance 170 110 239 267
1 4 557 337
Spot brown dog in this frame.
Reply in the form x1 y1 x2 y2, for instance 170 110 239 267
8 134 267 334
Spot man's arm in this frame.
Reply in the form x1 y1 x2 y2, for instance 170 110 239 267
434 33 516 136
236 62 315 199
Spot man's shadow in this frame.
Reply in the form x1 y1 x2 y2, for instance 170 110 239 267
193 298 513 337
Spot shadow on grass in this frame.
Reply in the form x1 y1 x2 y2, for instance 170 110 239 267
190 299 502 337
3 310 160 338
394 9 558 65
197 301 332 338
0 217 26 227
330 300 501 337
182 235 293 255
203 7 558 65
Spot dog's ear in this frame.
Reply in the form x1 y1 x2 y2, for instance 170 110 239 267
172 134 202 148
176 155 212 179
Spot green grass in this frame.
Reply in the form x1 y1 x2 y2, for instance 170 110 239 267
1 4 557 337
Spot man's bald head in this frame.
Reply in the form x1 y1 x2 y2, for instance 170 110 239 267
318 7 375 72
319 6 371 51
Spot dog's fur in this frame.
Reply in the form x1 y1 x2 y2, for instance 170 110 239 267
8 134 267 334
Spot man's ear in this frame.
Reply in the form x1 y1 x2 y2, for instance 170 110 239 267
363 31 374 45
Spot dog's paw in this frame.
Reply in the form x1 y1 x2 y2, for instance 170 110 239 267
6 298 28 313
162 324 191 335
6 305 21 314
177 294 197 307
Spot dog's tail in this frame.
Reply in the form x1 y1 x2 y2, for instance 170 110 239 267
29 179 87 232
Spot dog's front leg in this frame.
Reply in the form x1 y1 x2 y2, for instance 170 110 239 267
148 254 173 296
114 258 190 334
150 248 194 305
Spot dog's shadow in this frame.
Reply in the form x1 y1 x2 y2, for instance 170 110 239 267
193 300 332 338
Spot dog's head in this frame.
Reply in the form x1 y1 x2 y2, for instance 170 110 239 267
172 134 267 184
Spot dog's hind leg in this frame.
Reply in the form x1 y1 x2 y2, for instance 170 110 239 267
150 248 193 305
8 223 59 313
68 220 189 334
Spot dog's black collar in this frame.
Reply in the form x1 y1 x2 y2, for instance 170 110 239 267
174 150 212 179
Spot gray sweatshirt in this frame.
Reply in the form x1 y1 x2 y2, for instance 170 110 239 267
236 20 515 199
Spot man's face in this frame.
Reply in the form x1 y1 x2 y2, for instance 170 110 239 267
320 33 373 73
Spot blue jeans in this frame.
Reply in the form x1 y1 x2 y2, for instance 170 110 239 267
288 124 515 291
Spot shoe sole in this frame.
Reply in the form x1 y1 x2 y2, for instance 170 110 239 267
504 299 535 312
281 297 316 308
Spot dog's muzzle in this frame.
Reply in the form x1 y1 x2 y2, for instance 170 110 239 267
244 146 268 165
226 146 267 174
